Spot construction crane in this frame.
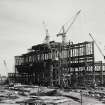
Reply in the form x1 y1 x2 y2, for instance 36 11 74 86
89 33 105 86
89 33 105 60
3 60 9 75
43 21 50 44
57 10 81 44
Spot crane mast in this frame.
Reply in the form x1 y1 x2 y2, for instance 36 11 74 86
43 21 50 44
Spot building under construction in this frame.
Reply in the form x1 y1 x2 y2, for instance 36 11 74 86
8 40 105 88
8 10 105 88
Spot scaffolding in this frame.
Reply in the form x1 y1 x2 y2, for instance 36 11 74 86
8 41 105 88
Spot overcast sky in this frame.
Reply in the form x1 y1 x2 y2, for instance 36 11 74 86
0 0 105 76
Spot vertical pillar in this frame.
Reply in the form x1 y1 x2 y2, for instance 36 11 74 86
100 61 103 85
78 44 80 85
50 64 53 86
84 42 87 87
92 41 95 87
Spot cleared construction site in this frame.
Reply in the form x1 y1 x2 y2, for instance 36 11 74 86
4 10 105 105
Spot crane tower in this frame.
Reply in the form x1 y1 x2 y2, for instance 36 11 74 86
57 10 81 44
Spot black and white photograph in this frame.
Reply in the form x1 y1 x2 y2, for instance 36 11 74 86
0 0 105 105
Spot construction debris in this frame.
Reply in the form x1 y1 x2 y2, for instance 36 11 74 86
0 85 105 105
